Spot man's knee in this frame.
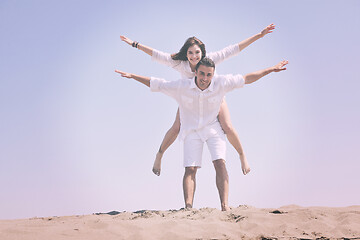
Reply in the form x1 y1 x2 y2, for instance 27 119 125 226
185 166 198 176
213 159 227 171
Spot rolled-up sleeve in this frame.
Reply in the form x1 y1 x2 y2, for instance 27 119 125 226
207 44 241 65
220 74 245 92
150 77 180 99
151 49 179 68
150 77 163 92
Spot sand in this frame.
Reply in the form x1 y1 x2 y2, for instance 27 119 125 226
0 205 359 240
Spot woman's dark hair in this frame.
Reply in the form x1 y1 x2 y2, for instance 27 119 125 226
195 57 215 71
171 36 206 61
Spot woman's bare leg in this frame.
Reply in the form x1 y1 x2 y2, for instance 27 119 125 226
218 100 250 175
152 109 180 176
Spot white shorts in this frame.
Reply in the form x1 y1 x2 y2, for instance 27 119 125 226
183 130 226 168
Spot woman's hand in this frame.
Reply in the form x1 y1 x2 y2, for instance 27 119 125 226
260 24 275 37
120 35 133 46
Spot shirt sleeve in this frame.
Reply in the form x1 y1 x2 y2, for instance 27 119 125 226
218 74 245 92
151 49 182 68
207 44 241 65
150 77 180 99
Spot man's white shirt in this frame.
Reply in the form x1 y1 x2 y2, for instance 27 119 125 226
150 74 245 141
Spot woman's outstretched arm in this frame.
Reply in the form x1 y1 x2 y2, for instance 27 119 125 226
121 35 181 70
208 24 276 64
120 35 153 56
237 24 275 51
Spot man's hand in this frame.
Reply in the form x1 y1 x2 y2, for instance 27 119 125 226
115 70 132 78
272 60 288 72
114 70 150 87
120 35 133 46
260 24 275 37
244 60 289 84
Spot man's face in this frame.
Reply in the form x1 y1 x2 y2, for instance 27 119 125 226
195 65 214 90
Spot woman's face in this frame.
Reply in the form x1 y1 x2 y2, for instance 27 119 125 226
187 44 202 66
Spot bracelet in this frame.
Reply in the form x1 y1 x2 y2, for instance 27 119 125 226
132 41 139 48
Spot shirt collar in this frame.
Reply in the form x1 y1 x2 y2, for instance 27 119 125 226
207 80 214 92
190 78 198 89
190 77 215 92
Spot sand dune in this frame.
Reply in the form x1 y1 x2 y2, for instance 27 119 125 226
1 205 359 240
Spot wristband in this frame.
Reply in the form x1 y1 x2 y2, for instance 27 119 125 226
132 41 139 48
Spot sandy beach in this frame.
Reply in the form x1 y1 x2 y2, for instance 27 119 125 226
1 205 359 240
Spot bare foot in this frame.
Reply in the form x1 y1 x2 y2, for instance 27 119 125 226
185 203 193 210
221 205 231 211
240 154 251 175
152 152 163 176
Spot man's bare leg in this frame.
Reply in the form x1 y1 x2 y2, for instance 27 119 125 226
218 100 250 175
152 109 180 176
213 159 230 211
183 167 198 209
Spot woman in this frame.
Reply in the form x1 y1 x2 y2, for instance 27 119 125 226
120 24 275 176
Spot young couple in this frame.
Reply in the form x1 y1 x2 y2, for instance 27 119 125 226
116 24 288 211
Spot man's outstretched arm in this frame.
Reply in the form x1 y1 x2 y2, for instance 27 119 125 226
115 70 150 87
244 60 288 84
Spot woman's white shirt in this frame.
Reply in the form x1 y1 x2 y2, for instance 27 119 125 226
151 43 240 79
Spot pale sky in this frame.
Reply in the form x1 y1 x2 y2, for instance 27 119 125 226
1 0 359 220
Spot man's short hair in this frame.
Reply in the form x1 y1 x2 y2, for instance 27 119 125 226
195 57 215 71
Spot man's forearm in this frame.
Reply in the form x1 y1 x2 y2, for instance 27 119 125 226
130 74 151 87
244 66 275 84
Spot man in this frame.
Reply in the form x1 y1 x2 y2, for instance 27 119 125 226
115 58 288 211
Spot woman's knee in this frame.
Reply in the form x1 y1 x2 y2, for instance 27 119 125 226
168 120 180 134
218 101 235 135
170 112 181 132
173 120 181 132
